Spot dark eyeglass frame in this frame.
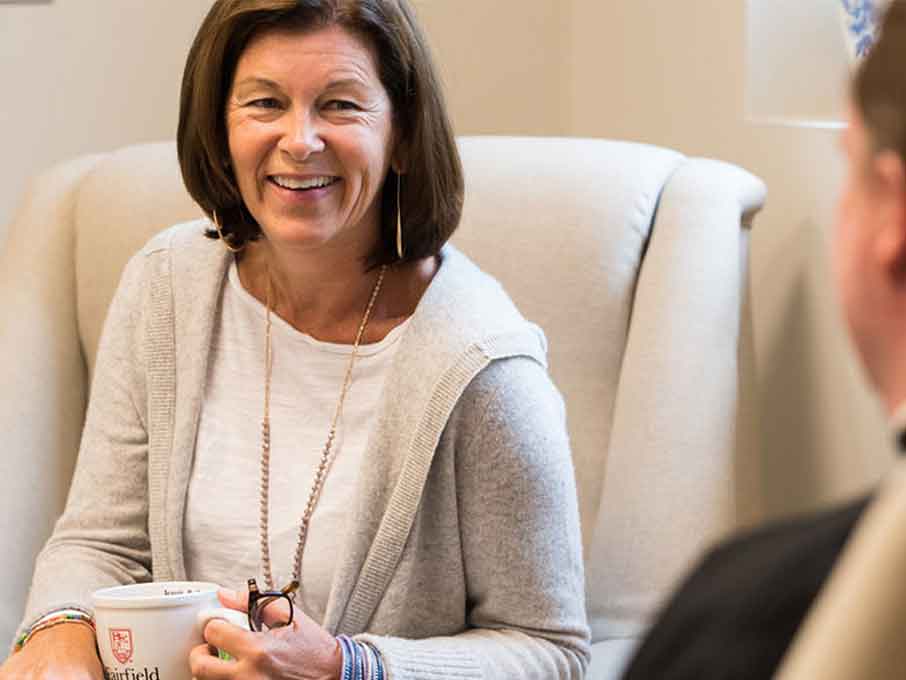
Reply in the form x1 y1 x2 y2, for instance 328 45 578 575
246 578 297 632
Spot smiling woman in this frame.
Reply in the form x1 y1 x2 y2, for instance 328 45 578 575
4 2 590 680
225 26 397 262
178 0 462 269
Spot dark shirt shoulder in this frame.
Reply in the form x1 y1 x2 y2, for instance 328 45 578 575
621 494 871 680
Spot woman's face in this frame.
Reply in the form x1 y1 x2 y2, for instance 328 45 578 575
226 25 397 256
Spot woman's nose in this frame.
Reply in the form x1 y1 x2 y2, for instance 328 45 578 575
278 111 325 161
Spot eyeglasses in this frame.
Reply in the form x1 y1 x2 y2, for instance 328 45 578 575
246 578 297 633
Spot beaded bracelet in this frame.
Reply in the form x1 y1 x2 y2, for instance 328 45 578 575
337 635 386 680
362 641 385 680
14 611 95 652
338 635 355 680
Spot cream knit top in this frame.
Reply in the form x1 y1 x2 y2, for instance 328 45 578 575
185 263 407 622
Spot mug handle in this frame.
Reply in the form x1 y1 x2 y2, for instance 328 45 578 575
197 607 250 661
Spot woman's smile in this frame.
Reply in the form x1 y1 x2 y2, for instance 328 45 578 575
226 25 396 253
266 173 343 206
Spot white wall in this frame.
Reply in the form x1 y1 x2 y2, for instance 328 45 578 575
0 0 213 243
1 0 891 520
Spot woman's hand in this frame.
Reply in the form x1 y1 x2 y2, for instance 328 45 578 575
0 624 103 680
189 588 343 680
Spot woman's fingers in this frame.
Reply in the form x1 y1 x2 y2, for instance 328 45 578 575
217 586 297 628
256 595 295 628
195 613 342 680
217 587 248 612
188 642 236 680
202 619 259 661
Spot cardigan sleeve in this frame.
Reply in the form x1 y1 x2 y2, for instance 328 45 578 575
15 251 153 642
358 356 591 679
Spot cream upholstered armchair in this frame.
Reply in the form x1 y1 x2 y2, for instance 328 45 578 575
0 137 765 678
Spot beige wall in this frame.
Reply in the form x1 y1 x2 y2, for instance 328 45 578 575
564 0 891 518
431 0 892 518
0 0 212 241
412 0 567 137
421 0 891 518
0 0 563 241
1 1 891 518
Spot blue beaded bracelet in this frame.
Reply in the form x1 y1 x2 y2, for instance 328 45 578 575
365 642 385 680
338 635 355 680
337 635 386 680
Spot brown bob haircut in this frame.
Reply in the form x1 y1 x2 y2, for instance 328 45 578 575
177 0 463 266
853 0 906 165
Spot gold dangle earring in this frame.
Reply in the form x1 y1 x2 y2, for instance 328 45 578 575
212 210 244 254
395 173 404 260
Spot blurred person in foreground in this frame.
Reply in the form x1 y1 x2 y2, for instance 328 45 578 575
0 2 589 679
622 2 906 678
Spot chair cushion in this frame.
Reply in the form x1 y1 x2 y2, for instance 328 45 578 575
74 142 200 375
453 136 684 546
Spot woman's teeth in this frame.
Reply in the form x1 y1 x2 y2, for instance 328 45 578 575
271 175 338 191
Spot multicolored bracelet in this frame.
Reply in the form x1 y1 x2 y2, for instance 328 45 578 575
14 610 96 652
337 634 385 680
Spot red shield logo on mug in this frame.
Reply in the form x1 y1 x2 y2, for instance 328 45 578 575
110 628 134 664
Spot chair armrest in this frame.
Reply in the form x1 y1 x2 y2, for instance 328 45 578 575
587 638 640 680
585 158 766 640
0 153 106 653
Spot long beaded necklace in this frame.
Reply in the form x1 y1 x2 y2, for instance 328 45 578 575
258 264 388 607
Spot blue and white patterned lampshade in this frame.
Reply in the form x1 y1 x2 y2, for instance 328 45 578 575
746 0 887 127
839 0 887 62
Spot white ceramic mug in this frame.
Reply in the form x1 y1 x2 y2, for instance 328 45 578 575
92 581 249 680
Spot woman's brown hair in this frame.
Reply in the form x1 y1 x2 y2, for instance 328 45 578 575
853 0 906 163
177 0 463 266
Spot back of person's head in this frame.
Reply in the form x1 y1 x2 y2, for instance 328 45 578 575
835 0 906 408
854 0 906 162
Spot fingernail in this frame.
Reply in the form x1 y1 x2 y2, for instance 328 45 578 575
218 587 238 600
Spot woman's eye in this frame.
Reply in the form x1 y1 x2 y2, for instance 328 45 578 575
248 98 281 110
325 100 360 112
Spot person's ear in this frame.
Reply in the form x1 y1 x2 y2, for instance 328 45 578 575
872 150 906 283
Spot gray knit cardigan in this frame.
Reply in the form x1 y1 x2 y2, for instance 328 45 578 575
20 221 590 679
